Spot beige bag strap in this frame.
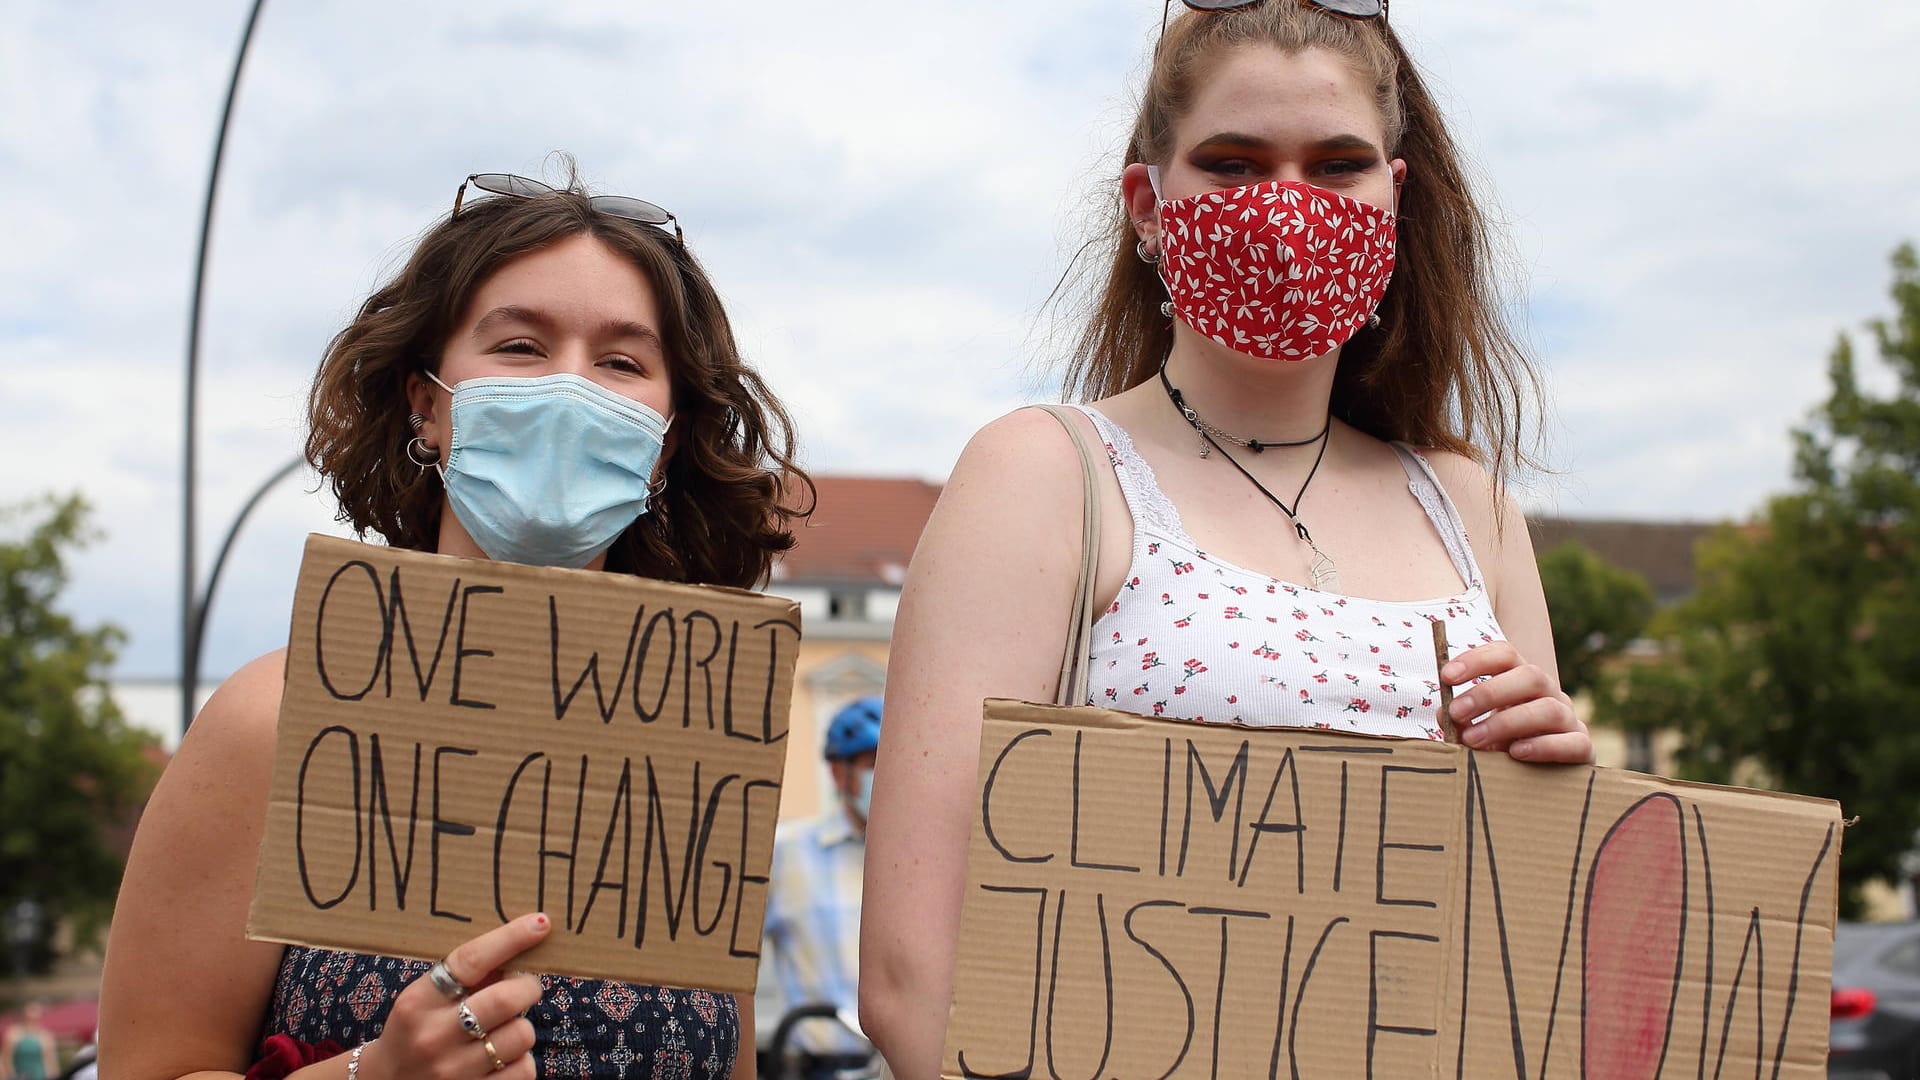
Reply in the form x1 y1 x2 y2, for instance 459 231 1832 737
1035 405 1101 709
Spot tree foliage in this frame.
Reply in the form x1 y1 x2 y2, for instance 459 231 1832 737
0 494 159 967
1602 244 1920 917
1536 541 1656 698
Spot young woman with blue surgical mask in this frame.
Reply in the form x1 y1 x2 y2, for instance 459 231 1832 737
861 3 1590 1075
102 164 809 1080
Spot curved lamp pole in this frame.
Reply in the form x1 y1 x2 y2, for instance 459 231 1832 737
185 454 306 726
182 0 269 738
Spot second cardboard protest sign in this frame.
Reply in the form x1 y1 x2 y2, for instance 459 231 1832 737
945 700 1844 1079
246 535 801 993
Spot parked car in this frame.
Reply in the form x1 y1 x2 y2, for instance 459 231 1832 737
1830 920 1920 1078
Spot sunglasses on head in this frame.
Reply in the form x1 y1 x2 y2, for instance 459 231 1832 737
452 173 685 245
1162 0 1388 47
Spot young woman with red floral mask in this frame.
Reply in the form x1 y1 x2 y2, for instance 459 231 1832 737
859 3 1588 1074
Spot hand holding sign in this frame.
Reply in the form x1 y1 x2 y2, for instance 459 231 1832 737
1442 639 1590 762
356 912 550 1079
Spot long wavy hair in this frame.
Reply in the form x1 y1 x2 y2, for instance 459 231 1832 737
1067 2 1541 490
306 169 812 589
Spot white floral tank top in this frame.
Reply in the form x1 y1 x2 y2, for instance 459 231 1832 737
1076 405 1505 740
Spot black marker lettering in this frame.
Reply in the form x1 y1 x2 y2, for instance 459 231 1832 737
365 733 421 912
314 561 384 701
551 598 644 723
429 745 477 923
449 585 502 710
296 725 362 909
982 728 1055 865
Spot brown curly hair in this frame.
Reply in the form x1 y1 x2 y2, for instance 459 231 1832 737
1067 2 1543 492
305 171 812 589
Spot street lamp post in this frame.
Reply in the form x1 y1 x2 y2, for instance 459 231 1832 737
5 898 42 983
182 0 269 738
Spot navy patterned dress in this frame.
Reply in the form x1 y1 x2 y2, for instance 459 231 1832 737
264 945 739 1079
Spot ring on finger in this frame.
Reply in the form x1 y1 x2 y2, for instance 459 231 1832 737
483 1037 507 1072
426 959 467 1000
457 1001 489 1041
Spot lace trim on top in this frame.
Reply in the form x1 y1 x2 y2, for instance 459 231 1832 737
1072 404 1483 596
1387 443 1484 588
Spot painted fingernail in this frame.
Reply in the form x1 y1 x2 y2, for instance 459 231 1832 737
532 913 550 931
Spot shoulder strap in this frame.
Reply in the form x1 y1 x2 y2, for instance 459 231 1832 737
1035 405 1100 708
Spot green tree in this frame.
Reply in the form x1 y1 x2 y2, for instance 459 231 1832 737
0 494 159 969
1536 541 1656 698
1603 244 1920 917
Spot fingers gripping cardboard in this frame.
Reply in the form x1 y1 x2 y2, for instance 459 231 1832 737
942 700 1843 1079
246 536 801 993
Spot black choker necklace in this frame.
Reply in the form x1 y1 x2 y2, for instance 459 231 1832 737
1157 362 1330 458
1158 360 1340 591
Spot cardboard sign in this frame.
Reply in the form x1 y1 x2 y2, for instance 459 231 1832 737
246 535 801 993
944 700 1843 1079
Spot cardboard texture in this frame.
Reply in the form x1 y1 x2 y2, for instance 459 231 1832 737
246 535 801 993
943 700 1843 1080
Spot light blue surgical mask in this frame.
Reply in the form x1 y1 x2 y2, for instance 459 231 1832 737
850 767 874 825
428 371 671 569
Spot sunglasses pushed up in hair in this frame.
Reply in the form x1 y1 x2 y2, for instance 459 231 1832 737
1163 0 1388 46
452 173 685 244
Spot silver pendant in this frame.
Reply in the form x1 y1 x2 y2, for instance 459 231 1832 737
1308 545 1340 592
1297 521 1338 591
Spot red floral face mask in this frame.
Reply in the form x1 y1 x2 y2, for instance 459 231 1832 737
1152 167 1397 361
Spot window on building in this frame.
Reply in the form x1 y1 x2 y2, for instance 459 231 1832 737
1625 730 1655 774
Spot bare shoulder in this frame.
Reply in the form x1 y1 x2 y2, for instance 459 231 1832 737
952 406 1090 485
176 648 289 777
100 649 293 1075
934 407 1092 536
1411 447 1524 542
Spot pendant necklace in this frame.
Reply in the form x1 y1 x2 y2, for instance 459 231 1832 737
1158 360 1340 591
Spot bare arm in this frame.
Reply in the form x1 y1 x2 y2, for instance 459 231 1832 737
1422 452 1590 763
99 651 294 1080
857 410 1092 1079
731 995 755 1080
99 647 562 1080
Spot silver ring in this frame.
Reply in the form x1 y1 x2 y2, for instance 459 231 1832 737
406 436 440 469
457 1000 488 1041
426 959 467 1000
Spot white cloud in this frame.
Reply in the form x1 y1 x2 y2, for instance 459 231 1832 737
3 0 1917 687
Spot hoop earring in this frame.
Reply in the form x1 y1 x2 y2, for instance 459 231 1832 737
1136 239 1161 265
406 436 440 470
648 471 669 503
1368 312 1383 329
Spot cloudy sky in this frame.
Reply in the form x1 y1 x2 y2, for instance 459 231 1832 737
5 0 1918 689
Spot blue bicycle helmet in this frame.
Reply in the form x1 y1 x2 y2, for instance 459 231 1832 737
824 696 883 760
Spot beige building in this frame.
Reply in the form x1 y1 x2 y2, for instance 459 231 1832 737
765 477 941 822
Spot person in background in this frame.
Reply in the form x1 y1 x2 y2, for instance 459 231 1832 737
1 1002 58 1080
757 698 881 1079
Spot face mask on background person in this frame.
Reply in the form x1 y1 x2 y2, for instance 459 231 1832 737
850 767 874 823
427 370 670 568
1152 165 1397 362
